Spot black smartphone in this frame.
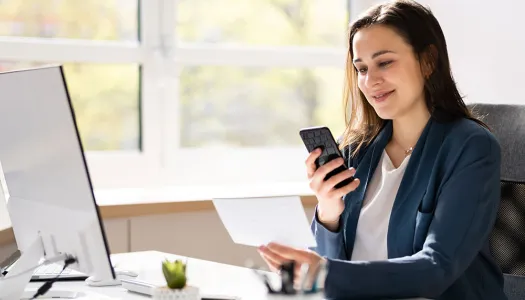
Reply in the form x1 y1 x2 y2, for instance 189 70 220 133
299 126 354 189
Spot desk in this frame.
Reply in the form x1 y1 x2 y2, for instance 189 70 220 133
0 184 318 283
25 251 323 300
0 182 318 249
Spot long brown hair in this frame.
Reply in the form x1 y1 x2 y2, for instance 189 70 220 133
340 0 487 156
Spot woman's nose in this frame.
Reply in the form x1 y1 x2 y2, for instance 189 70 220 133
365 70 383 87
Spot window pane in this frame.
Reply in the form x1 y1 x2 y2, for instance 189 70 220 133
0 62 140 151
0 0 138 41
180 66 345 147
177 0 348 47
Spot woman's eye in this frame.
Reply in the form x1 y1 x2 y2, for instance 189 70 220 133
379 61 393 68
356 67 367 74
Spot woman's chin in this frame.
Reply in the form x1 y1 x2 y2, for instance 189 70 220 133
374 108 396 120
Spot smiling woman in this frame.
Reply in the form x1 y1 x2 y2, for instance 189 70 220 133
258 1 507 299
340 4 488 159
352 25 430 123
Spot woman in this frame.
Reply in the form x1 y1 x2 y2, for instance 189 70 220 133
257 0 506 299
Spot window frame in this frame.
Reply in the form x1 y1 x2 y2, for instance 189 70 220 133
165 0 349 186
0 0 351 189
0 0 165 189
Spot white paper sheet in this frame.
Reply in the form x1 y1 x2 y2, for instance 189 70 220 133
212 196 317 249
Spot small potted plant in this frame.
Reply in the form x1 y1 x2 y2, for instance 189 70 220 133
152 259 200 300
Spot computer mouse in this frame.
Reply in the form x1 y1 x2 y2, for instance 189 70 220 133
85 269 139 287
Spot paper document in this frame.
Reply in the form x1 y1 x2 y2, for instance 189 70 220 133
212 196 317 249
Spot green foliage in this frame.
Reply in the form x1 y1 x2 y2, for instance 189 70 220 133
162 259 187 289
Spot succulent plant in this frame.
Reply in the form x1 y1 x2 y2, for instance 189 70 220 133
162 259 187 289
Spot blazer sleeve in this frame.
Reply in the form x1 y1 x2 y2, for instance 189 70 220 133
322 131 502 299
309 139 353 260
311 207 348 260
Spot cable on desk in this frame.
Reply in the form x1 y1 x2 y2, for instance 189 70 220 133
30 257 77 300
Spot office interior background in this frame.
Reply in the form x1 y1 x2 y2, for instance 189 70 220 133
0 0 523 268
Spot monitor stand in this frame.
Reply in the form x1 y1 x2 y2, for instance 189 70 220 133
0 236 80 300
1 235 130 300
0 236 44 300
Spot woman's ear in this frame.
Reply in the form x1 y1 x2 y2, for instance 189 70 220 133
421 44 438 78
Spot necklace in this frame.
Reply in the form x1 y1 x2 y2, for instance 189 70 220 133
391 138 414 156
405 146 414 156
394 139 414 156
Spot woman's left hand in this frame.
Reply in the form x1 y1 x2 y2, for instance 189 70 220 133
258 242 325 288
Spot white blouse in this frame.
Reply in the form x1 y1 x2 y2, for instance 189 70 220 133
350 150 429 300
351 149 411 261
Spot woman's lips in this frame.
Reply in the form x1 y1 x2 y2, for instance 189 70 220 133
372 90 394 103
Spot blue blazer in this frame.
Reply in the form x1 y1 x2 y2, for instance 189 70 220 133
311 117 507 299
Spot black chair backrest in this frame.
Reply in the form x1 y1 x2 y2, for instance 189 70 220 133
469 104 525 183
468 103 525 300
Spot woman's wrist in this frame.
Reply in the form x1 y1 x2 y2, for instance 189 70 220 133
317 209 340 231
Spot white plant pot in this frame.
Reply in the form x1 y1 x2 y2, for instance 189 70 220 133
152 286 201 300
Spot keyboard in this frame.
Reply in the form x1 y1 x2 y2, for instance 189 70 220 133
31 263 88 281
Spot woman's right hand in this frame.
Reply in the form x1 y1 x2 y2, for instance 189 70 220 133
306 148 360 227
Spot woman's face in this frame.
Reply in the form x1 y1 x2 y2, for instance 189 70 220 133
352 24 427 120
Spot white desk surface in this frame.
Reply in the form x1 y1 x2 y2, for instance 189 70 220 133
26 251 322 300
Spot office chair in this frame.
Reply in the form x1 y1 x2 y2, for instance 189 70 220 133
468 103 525 300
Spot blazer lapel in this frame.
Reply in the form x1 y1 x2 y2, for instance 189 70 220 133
387 118 447 257
343 121 393 258
342 118 448 259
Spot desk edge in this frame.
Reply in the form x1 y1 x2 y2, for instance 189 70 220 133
0 195 318 246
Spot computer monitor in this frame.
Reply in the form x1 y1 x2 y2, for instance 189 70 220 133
0 66 115 300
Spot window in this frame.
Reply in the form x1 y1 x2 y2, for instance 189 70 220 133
180 66 345 147
0 62 140 151
177 0 348 47
0 0 151 189
171 0 350 185
0 0 138 41
0 0 351 188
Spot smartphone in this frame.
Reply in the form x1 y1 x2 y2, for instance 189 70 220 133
299 126 354 189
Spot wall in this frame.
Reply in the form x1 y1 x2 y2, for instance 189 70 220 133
425 0 524 106
1 207 316 270
352 0 525 106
